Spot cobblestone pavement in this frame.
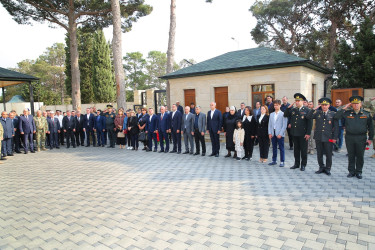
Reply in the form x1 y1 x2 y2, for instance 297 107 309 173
0 142 374 250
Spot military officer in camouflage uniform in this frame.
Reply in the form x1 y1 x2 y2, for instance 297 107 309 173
105 104 116 148
34 110 48 152
284 93 313 171
335 96 374 179
307 98 338 176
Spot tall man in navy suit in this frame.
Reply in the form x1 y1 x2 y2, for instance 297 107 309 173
207 102 223 157
19 108 36 154
158 106 170 153
170 104 182 154
10 111 21 154
62 110 77 148
83 108 96 147
146 108 159 152
74 110 85 146
47 111 60 149
0 111 14 158
94 109 106 147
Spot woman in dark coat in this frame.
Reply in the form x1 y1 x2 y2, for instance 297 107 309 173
127 110 139 150
223 106 239 158
256 105 270 163
137 108 149 150
242 106 257 161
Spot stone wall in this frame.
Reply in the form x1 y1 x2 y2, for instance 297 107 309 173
169 66 326 113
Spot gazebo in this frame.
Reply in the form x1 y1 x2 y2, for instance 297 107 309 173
0 67 39 115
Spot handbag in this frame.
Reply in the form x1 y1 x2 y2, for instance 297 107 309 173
138 131 146 142
117 131 125 138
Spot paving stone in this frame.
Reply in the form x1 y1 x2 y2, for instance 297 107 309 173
0 143 374 249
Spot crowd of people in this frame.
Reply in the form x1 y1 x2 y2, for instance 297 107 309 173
1 94 374 178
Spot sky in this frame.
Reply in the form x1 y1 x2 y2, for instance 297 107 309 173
0 0 258 68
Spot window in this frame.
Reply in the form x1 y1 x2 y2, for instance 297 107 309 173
251 84 275 108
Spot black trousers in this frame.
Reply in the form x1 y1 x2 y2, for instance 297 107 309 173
171 129 181 152
59 129 65 145
316 140 332 170
50 132 59 148
287 127 293 148
108 127 116 147
292 136 308 167
75 129 85 146
86 129 96 146
258 135 269 159
13 131 21 152
209 129 220 155
194 128 206 154
65 130 75 148
346 134 366 174
244 137 255 158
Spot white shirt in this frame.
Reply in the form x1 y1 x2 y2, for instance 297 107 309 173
243 115 252 122
273 111 280 129
55 115 63 126
172 111 176 119
149 114 153 122
259 114 265 123
210 109 216 119
185 113 189 120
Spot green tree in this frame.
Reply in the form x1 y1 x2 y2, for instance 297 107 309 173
145 51 168 89
334 18 375 89
92 29 116 103
123 52 148 90
1 0 152 110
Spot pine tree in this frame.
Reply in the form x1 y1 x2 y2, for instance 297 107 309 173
79 30 95 104
334 18 375 89
92 30 116 103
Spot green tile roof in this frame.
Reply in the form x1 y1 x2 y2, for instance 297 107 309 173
0 67 39 81
161 47 332 79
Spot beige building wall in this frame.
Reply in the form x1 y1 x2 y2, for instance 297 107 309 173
169 66 327 113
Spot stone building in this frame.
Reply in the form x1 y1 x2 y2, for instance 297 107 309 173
161 47 331 113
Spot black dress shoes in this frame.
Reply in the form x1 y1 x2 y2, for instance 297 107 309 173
347 173 355 178
7 154 14 156
159 150 164 153
164 150 169 153
300 166 306 171
290 165 299 169
215 153 219 157
153 149 157 152
224 154 231 158
177 151 181 154
315 169 324 174
209 153 215 157
356 173 362 179
15 151 22 154
86 145 90 147
183 151 189 154
202 153 205 156
31 151 35 153
170 150 177 153
146 149 151 152
194 152 200 155
324 169 331 176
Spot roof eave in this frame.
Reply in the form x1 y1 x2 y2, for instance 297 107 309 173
160 61 332 80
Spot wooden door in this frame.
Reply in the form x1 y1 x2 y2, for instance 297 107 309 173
184 89 196 108
331 88 363 104
214 87 228 114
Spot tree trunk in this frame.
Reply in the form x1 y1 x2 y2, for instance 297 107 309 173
327 19 338 69
111 0 126 110
166 0 176 108
68 10 81 110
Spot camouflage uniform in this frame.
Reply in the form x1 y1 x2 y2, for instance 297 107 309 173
34 116 48 151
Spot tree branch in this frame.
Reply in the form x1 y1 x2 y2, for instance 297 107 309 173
24 0 67 16
75 8 112 19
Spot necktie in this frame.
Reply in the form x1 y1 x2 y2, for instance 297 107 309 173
161 114 163 120
323 112 326 119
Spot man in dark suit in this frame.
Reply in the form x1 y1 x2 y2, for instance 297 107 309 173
1 111 14 158
207 102 223 157
193 106 207 156
146 108 158 152
19 108 36 154
74 110 85 146
83 108 96 147
47 111 60 149
157 106 170 153
176 101 184 114
266 95 275 113
94 109 106 147
237 102 246 118
169 104 182 154
10 111 21 154
62 110 77 148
